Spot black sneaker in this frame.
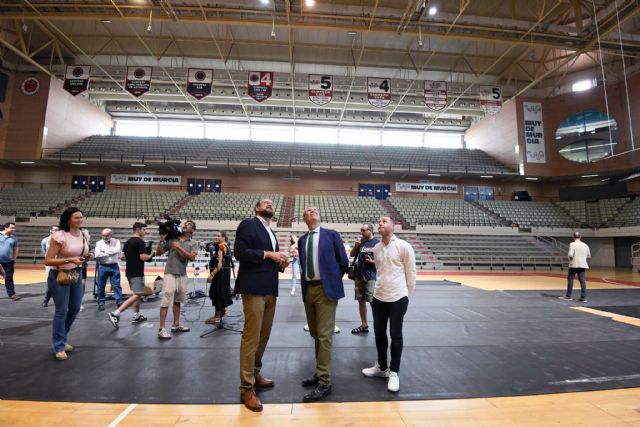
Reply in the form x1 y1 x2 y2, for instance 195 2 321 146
108 312 120 330
41 300 49 307
131 314 147 323
579 298 587 303
98 303 106 311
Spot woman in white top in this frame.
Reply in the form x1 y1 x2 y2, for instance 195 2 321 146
44 207 92 361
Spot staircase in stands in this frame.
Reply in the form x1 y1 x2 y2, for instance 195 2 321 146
168 194 195 217
277 196 295 227
380 199 408 229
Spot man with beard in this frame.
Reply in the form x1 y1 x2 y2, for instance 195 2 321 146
234 198 289 412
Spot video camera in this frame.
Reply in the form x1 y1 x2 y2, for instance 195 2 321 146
158 216 183 241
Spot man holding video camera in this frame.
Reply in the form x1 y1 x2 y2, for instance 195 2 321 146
155 218 198 339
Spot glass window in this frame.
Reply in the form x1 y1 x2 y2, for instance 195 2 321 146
295 126 338 144
424 132 463 148
115 120 157 137
159 121 204 138
251 124 294 142
205 122 251 140
339 127 381 145
381 130 423 147
555 111 618 163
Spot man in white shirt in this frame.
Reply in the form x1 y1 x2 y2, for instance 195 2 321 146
559 231 591 303
41 225 59 307
94 228 123 311
362 216 416 393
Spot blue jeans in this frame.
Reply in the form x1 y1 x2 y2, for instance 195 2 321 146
567 268 587 299
48 268 83 352
290 257 300 291
1 261 16 297
97 263 122 304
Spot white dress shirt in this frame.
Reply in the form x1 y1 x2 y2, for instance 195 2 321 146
373 235 416 302
305 226 321 281
257 215 277 256
568 240 591 269
95 238 121 265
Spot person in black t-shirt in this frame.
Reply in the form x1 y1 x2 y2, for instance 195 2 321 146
107 222 155 330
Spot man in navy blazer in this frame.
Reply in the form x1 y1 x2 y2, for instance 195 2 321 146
234 198 289 412
298 205 349 402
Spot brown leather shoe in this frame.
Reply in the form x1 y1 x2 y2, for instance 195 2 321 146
241 388 263 412
255 374 275 388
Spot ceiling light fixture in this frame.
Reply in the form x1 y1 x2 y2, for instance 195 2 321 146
270 15 276 39
146 9 153 33
100 19 111 24
427 173 440 177
371 171 385 175
305 0 315 6
71 162 87 165
581 174 598 178
428 6 437 15
193 165 208 169
525 177 538 181
313 169 327 173
480 175 493 178
254 167 269 171
131 164 146 167
418 25 423 47
347 31 357 35
20 161 35 164
260 0 269 4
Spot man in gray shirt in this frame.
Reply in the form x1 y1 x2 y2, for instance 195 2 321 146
155 220 198 339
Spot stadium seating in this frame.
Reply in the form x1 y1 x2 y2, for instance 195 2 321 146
555 201 587 224
0 189 87 217
73 190 186 219
607 197 640 227
177 192 283 221
293 195 387 224
480 201 579 228
52 136 517 174
388 198 502 227
598 198 631 225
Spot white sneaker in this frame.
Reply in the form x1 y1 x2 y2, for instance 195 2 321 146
334 325 340 333
303 324 309 331
362 361 390 378
387 371 400 392
290 289 295 296
158 328 172 339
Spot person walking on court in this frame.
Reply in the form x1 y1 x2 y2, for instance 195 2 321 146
349 223 379 334
0 222 21 301
108 222 155 329
95 228 123 311
559 231 591 303
362 216 415 393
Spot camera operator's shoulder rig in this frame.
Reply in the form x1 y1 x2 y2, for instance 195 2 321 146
158 216 183 241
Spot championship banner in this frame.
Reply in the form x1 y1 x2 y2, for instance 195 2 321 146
395 182 458 194
186 68 213 100
479 85 502 115
111 174 181 186
125 66 152 97
308 74 332 106
248 71 273 103
367 77 391 108
523 102 546 163
63 65 91 96
424 80 447 111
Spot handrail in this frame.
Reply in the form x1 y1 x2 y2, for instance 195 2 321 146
534 235 569 253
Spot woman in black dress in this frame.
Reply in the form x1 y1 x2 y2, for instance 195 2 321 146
205 230 233 323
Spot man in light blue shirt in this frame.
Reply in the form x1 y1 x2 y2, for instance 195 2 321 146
0 222 20 300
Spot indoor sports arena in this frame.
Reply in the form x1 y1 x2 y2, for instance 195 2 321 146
0 1 639 425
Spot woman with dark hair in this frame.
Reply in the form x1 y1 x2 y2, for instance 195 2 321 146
44 207 92 361
289 234 300 296
205 230 233 323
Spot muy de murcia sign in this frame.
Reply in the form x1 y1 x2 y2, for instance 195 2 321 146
110 174 181 186
396 182 458 194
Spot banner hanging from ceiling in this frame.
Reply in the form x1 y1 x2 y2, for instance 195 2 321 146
523 101 546 163
125 66 152 97
367 77 391 108
63 65 91 96
424 80 447 111
248 71 273 102
186 68 213 100
308 74 333 106
479 85 502 115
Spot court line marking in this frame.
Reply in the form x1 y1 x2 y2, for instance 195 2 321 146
550 374 640 385
108 403 137 427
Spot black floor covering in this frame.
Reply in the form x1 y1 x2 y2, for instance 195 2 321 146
0 280 639 404
591 305 640 319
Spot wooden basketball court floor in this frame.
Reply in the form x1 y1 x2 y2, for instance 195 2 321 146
1 265 639 427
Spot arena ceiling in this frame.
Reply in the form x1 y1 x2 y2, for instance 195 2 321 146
0 0 639 132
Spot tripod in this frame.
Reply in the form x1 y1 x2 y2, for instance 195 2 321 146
200 265 243 337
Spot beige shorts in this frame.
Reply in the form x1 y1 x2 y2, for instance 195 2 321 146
160 274 188 307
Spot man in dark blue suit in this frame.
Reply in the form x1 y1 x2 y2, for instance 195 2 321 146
234 198 289 412
298 205 349 402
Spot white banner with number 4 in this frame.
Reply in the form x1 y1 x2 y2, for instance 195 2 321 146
367 77 391 108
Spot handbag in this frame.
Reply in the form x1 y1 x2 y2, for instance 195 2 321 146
347 258 357 280
55 231 87 286
56 268 79 286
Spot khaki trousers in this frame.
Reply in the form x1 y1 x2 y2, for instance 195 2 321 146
303 283 337 385
239 294 277 392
